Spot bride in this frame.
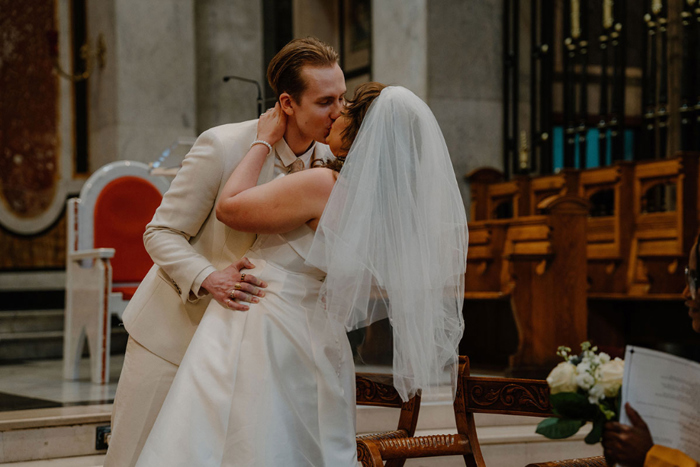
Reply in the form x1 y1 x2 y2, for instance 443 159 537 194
135 83 468 466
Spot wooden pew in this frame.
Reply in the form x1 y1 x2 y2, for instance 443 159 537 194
528 169 579 215
503 195 589 377
467 168 529 221
578 162 635 295
464 220 510 299
627 153 699 296
465 192 589 376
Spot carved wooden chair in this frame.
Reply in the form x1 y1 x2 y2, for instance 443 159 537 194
356 356 607 466
63 161 169 384
355 372 421 466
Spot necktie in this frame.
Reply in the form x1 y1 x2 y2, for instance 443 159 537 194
288 158 305 174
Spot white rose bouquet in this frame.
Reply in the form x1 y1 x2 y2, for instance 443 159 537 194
536 342 624 444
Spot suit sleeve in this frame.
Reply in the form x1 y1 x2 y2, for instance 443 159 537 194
143 128 225 304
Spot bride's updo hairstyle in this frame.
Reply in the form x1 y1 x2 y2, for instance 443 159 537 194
340 82 387 154
325 82 386 172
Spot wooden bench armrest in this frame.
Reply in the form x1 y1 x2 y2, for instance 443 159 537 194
525 456 608 467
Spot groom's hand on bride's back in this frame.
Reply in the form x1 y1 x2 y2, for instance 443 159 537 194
201 258 268 311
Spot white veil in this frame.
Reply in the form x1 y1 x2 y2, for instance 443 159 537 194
306 86 469 401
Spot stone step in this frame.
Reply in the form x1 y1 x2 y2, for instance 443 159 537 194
0 310 64 334
0 454 105 466
0 405 112 464
0 400 602 465
0 327 128 362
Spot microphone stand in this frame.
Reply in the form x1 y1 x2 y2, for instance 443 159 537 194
222 75 264 116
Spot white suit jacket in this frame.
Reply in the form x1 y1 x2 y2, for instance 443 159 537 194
122 120 333 365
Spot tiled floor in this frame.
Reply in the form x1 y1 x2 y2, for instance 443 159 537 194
0 355 503 413
0 454 105 466
0 356 122 412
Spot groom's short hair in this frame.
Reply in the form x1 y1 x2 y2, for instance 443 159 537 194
267 37 339 102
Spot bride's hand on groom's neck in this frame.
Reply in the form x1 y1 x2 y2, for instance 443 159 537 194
257 102 287 146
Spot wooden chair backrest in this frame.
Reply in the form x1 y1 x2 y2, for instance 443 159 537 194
73 161 169 283
458 356 552 418
355 373 421 437
93 176 163 282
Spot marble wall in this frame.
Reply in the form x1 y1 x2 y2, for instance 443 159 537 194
88 0 197 169
371 0 505 212
372 0 428 100
293 0 339 51
195 0 264 132
427 0 504 208
81 1 507 208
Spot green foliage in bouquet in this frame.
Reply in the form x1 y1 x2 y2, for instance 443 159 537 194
536 342 624 444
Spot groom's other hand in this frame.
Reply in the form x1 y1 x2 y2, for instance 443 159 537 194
602 403 654 467
201 258 268 311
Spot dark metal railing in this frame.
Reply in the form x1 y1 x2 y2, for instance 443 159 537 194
563 0 577 168
503 0 518 179
680 0 700 151
609 0 627 162
529 0 555 174
501 0 695 180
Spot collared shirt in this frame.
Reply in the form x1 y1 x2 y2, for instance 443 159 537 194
273 138 317 176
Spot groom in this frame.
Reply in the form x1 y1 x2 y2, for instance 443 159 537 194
105 37 346 466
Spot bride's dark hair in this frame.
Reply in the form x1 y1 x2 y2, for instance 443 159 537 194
324 82 386 172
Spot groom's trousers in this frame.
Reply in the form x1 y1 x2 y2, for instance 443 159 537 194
103 337 178 467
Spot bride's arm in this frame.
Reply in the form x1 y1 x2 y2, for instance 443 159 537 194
216 104 336 234
216 168 336 234
219 104 286 200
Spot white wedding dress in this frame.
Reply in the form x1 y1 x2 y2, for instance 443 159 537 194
136 225 358 466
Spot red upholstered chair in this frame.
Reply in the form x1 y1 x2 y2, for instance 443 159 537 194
63 161 169 384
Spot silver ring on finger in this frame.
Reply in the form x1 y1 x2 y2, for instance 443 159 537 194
228 290 236 300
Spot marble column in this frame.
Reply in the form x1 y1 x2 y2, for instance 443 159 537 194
427 0 505 210
371 0 428 100
293 0 339 51
371 0 505 212
88 0 197 169
195 0 264 132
